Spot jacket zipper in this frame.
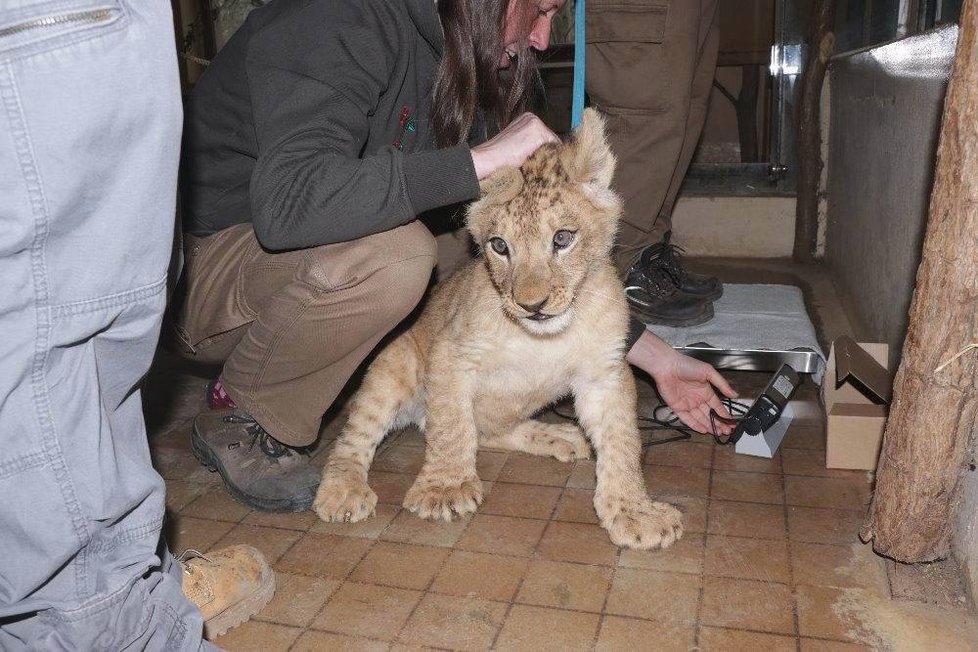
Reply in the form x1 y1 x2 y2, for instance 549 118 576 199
0 9 115 39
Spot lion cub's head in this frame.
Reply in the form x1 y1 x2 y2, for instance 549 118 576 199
466 109 621 335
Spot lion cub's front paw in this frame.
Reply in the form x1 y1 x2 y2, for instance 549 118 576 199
403 476 483 521
605 501 684 550
314 473 377 523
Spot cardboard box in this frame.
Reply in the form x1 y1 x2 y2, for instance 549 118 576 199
823 337 892 470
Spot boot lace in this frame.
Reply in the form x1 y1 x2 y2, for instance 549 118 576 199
222 413 308 459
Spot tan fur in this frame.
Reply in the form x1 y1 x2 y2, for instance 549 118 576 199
314 110 683 549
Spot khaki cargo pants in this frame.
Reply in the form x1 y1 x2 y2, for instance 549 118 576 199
174 221 436 447
586 0 720 270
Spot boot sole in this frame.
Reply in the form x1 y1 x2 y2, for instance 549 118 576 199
628 299 715 327
202 547 276 640
191 424 315 513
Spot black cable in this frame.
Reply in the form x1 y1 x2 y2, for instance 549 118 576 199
550 396 750 447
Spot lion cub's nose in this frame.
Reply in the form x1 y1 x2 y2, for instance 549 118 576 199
516 298 547 313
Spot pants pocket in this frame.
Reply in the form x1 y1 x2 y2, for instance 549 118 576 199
587 0 668 43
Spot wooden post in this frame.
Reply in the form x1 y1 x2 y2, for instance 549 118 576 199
862 0 978 562
794 0 835 262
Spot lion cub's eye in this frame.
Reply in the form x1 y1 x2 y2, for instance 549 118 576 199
489 237 510 256
552 230 576 251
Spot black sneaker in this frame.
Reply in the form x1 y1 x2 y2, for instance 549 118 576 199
624 261 714 326
640 232 723 301
192 409 321 512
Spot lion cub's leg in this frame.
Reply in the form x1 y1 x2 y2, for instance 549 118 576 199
573 365 684 550
480 420 591 462
403 343 483 521
314 335 423 523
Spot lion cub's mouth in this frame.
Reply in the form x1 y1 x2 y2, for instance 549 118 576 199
526 312 555 322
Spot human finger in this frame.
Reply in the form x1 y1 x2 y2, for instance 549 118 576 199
708 368 738 399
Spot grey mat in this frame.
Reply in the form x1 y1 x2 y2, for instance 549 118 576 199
647 284 827 384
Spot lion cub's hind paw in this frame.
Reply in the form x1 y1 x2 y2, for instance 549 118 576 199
530 423 591 462
313 475 378 524
403 477 483 521
607 501 684 550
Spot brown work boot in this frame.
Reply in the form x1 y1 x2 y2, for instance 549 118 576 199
180 545 275 640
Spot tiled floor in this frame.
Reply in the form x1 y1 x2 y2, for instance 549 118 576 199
145 258 978 650
149 358 902 651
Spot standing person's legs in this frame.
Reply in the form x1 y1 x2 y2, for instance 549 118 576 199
176 220 437 511
0 1 212 648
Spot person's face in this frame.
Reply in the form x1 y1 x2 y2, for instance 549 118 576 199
499 0 567 69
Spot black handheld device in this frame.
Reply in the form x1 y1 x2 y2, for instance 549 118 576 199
727 364 801 444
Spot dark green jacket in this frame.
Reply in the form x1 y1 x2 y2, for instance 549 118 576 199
180 0 480 250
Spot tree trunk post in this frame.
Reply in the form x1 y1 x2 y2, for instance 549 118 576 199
862 0 978 562
794 0 835 262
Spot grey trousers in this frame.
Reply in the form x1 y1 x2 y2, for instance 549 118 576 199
0 1 209 649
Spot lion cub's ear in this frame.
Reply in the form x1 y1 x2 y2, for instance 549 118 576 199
478 166 524 205
559 108 618 208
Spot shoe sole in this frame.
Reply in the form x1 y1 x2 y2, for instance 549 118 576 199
628 299 715 327
202 547 276 640
191 424 315 513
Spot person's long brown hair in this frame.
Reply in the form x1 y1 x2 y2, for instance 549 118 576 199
432 0 540 147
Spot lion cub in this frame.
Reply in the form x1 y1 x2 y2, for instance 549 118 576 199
314 109 683 550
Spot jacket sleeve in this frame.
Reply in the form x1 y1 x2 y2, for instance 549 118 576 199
245 4 479 251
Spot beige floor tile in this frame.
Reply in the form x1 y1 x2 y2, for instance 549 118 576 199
211 620 302 651
595 615 695 652
154 446 222 485
781 425 826 450
791 542 888 593
537 522 619 566
391 426 425 448
704 535 790 583
786 507 865 545
711 470 785 504
713 446 784 474
796 585 870 642
456 514 547 557
700 577 795 635
708 500 787 540
373 445 427 474
430 550 529 602
643 465 711 498
312 582 423 641
662 494 708 533
799 638 872 651
618 531 705 575
397 593 507 651
164 480 209 513
480 482 561 520
256 572 339 628
348 541 449 590
292 630 390 652
476 450 510 482
605 568 699 624
782 448 865 479
496 454 573 486
180 487 252 522
566 460 597 490
785 476 871 511
516 560 612 612
274 532 374 579
369 472 416 505
213 523 303 566
312 504 401 539
697 626 797 651
553 488 600 524
240 509 319 532
163 515 235 554
377 509 471 547
495 605 601 652
645 441 714 469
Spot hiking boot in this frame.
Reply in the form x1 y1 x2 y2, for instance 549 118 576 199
192 409 321 512
180 545 275 640
624 259 714 326
639 232 723 301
